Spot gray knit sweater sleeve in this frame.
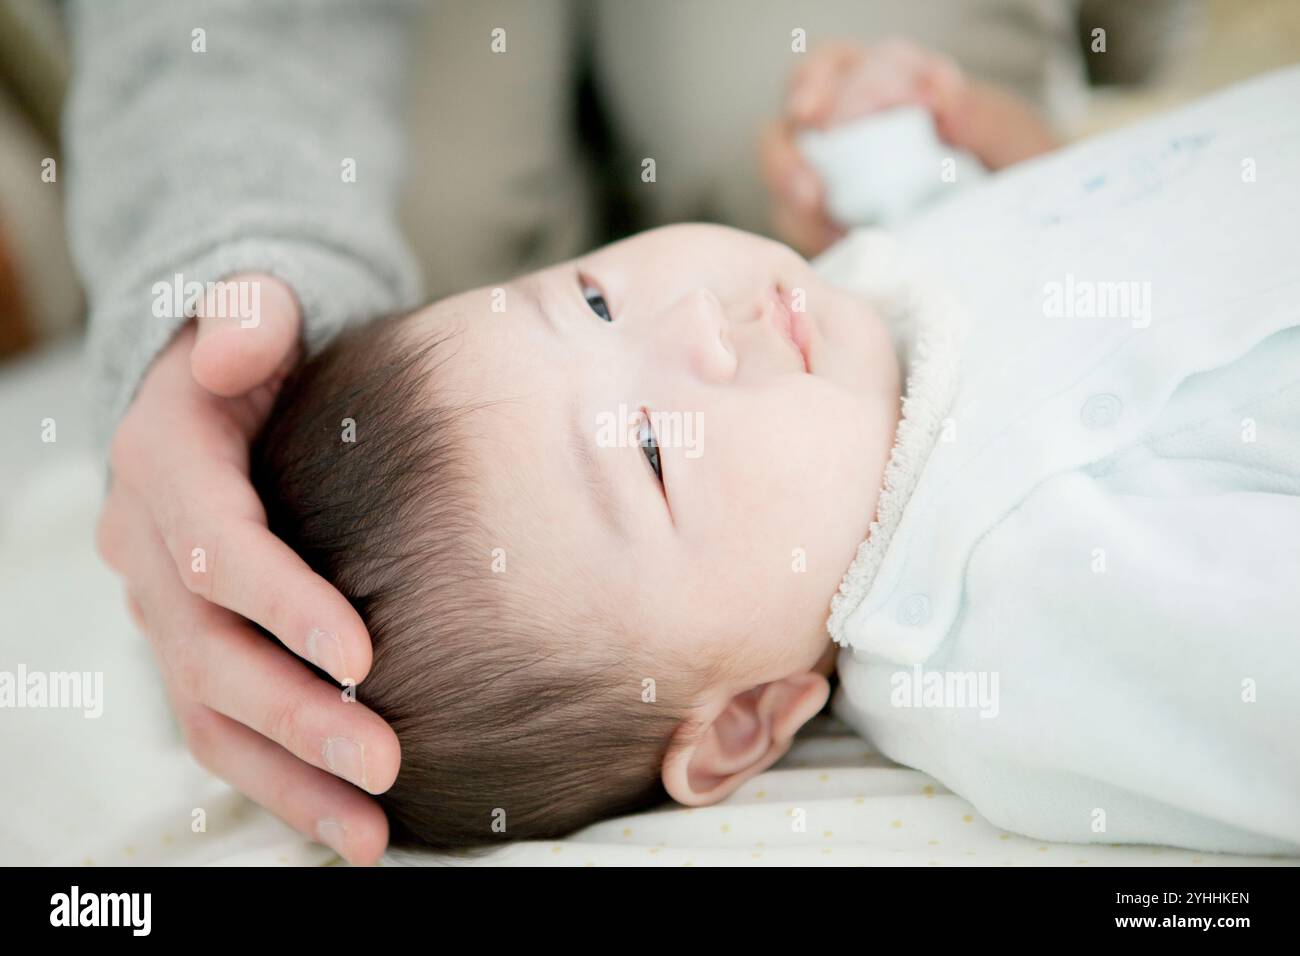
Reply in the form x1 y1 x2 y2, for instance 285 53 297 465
63 0 425 438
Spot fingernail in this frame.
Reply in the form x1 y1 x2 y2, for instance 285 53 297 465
323 736 370 791
316 818 348 857
306 628 344 677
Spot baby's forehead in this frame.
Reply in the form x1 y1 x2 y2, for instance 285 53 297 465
407 286 550 395
413 296 602 504
408 293 585 508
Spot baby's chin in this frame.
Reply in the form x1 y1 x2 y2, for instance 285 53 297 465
808 283 901 400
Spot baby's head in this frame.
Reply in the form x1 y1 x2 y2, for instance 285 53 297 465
253 224 900 850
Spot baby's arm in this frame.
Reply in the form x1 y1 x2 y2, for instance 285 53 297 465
937 76 1058 170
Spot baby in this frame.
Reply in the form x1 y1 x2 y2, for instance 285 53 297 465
253 54 1300 855
253 223 902 848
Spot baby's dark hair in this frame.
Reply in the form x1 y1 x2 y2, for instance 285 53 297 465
252 310 716 852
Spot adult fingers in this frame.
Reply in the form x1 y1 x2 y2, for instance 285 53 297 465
111 335 376 689
121 498 400 796
167 690 391 865
760 119 843 256
191 272 302 398
119 399 376 688
824 38 933 125
155 481 374 687
786 41 863 126
759 117 825 215
95 481 134 576
172 612 401 798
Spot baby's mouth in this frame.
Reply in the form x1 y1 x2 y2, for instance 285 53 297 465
770 283 813 374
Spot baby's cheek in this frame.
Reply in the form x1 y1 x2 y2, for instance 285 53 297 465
767 408 878 581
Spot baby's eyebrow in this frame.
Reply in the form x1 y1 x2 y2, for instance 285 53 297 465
568 402 627 539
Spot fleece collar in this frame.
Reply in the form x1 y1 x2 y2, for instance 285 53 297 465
818 231 969 647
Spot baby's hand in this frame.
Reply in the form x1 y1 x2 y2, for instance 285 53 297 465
761 39 967 255
790 39 966 137
762 39 1057 254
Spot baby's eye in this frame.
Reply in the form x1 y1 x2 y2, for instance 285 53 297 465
638 415 663 485
582 282 613 322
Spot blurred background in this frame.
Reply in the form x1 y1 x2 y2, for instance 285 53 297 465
0 0 1297 367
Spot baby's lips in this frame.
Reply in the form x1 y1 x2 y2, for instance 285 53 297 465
774 284 814 374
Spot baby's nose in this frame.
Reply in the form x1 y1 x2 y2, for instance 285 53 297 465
670 288 736 383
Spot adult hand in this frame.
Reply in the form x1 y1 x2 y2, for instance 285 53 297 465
760 39 967 257
96 273 400 865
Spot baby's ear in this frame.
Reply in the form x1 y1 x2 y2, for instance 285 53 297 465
660 673 830 806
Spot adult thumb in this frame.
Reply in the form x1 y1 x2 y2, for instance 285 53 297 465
190 272 302 397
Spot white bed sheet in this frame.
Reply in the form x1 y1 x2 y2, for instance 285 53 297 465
1 348 1294 867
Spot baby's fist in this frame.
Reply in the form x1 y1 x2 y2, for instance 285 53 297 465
787 38 967 138
762 39 968 255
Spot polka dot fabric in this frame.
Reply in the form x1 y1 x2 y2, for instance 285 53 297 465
385 716 1298 868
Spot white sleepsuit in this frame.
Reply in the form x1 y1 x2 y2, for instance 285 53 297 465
819 68 1300 854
